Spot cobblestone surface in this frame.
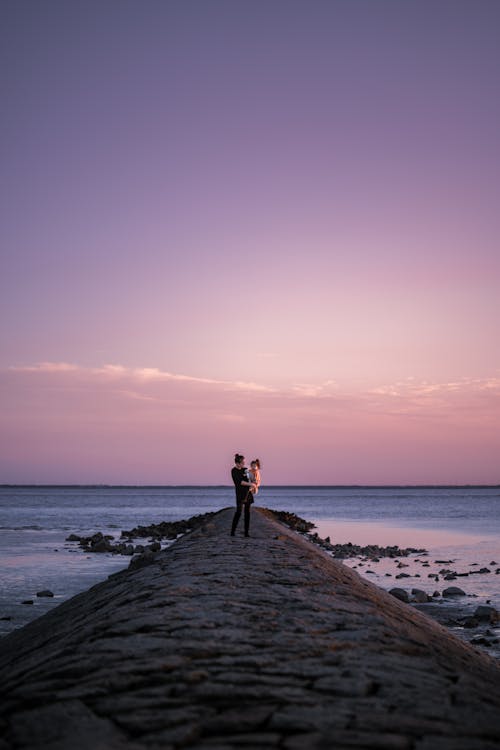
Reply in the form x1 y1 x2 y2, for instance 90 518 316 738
1 508 500 749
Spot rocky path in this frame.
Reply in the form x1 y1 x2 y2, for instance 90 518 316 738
1 508 500 750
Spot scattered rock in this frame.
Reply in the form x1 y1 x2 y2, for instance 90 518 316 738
462 617 479 629
128 550 156 570
36 590 54 598
473 605 499 623
66 511 221 557
411 589 430 603
442 587 466 598
389 588 410 603
471 635 493 647
395 573 411 579
21 600 33 605
91 539 109 553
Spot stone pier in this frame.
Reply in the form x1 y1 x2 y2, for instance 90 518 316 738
1 508 500 750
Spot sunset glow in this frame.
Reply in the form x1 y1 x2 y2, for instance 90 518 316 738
1 2 499 484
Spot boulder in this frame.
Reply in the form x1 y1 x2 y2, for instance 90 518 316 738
65 534 81 542
442 586 466 597
463 617 479 629
36 590 54 598
91 539 109 553
129 550 156 571
411 589 429 603
473 605 499 623
389 588 409 603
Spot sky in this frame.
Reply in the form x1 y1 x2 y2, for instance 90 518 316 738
1 0 499 484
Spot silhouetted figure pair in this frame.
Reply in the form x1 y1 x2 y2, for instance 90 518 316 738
230 453 257 537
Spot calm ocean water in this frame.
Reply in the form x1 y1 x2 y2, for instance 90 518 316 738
1 485 500 637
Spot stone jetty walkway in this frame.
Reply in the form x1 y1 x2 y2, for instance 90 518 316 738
1 508 500 750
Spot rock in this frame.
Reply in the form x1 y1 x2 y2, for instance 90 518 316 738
463 617 479 629
91 539 109 553
22 600 33 605
124 544 135 556
36 590 54 598
473 605 499 623
0 616 12 621
148 541 161 552
442 587 466 597
471 636 492 647
432 591 441 598
479 567 491 574
389 588 409 603
134 545 145 554
443 574 457 580
490 561 497 566
411 589 429 603
395 573 411 579
128 550 156 570
65 534 81 542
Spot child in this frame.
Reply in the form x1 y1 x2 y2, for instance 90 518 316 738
246 459 261 503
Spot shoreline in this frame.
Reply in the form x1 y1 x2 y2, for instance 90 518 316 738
2 508 500 660
1 507 500 749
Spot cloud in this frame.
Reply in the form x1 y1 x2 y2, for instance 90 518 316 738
2 362 500 483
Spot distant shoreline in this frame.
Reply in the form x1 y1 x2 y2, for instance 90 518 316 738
1 484 499 490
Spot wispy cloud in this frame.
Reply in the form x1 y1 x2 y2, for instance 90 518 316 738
2 363 499 483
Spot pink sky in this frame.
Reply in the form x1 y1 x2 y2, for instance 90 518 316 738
1 363 498 484
1 2 499 484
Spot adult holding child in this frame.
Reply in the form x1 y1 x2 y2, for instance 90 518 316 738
230 453 259 537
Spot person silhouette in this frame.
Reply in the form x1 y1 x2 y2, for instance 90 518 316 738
230 453 256 537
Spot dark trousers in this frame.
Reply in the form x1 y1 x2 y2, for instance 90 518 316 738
231 500 250 535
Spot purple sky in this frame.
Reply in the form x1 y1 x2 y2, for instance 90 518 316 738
1 1 499 483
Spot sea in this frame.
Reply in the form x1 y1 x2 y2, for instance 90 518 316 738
1 485 500 642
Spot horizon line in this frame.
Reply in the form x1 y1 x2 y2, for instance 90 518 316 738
1 483 499 490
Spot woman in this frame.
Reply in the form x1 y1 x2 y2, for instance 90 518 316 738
230 453 256 537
